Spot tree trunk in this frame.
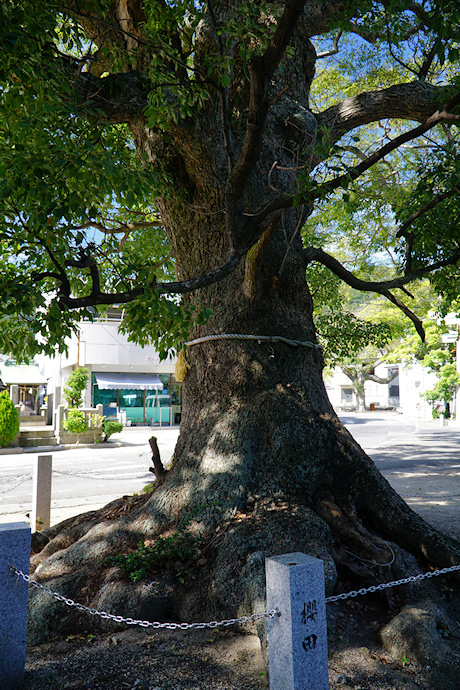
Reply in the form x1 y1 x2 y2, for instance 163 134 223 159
28 186 460 686
356 390 366 412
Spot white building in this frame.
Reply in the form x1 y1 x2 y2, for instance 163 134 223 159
325 362 400 412
37 308 181 427
326 360 438 420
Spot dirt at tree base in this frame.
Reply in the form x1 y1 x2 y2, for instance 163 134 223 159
23 574 459 690
23 580 460 689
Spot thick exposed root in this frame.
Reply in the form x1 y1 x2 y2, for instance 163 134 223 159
381 600 460 689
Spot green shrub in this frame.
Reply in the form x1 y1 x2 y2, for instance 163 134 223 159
63 367 89 408
0 390 19 447
63 409 88 439
103 419 123 440
105 528 203 583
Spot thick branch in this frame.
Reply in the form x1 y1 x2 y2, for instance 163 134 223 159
248 90 460 225
305 245 460 340
225 1 307 209
65 252 101 297
58 248 247 310
368 371 398 385
316 81 452 142
305 246 460 296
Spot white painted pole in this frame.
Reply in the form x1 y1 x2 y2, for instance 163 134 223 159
266 552 329 689
31 454 52 532
0 522 31 690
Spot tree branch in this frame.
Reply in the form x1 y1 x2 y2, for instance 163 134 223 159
225 0 307 211
65 251 101 297
396 187 460 239
57 247 247 310
316 31 342 59
305 246 460 295
75 219 162 235
247 90 460 225
316 81 453 142
368 371 398 385
304 245 460 340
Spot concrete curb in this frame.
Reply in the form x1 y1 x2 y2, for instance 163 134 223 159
0 441 125 456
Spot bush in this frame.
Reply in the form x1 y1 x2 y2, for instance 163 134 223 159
0 390 19 447
63 367 89 408
63 409 88 439
103 419 123 440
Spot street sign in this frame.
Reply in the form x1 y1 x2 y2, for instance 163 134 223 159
441 331 458 343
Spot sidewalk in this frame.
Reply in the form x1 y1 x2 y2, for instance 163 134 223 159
372 427 460 541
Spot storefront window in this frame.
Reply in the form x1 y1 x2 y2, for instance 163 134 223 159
92 373 182 424
93 385 117 407
119 389 144 407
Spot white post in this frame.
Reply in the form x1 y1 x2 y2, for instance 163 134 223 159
266 552 329 690
10 384 19 405
0 522 31 690
31 455 52 532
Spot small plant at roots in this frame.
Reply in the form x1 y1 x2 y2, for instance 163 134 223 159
105 523 204 583
0 390 19 447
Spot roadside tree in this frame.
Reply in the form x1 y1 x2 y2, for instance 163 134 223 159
63 367 90 409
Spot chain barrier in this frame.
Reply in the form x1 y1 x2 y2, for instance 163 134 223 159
10 562 460 629
401 493 460 500
325 563 460 603
52 470 151 482
10 567 278 630
0 475 32 495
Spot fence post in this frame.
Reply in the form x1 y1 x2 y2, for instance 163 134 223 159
0 522 31 690
266 552 329 690
31 455 52 533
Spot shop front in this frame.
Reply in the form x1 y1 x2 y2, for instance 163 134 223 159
92 372 182 426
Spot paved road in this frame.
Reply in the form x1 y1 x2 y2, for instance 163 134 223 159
0 414 459 538
0 428 179 526
341 413 460 539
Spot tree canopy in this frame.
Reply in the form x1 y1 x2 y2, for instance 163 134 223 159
1 0 460 359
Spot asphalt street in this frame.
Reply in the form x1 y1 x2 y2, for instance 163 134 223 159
0 413 459 538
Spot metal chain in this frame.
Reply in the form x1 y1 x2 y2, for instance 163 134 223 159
10 567 278 630
53 470 151 482
325 563 460 603
0 475 32 495
10 562 460 626
185 333 323 350
401 493 460 500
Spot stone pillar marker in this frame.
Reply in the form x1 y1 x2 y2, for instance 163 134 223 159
0 522 31 690
10 384 19 405
266 552 329 690
31 454 52 532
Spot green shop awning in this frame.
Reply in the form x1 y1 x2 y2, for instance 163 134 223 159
94 372 163 390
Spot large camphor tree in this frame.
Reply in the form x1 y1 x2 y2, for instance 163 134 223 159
2 0 460 680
